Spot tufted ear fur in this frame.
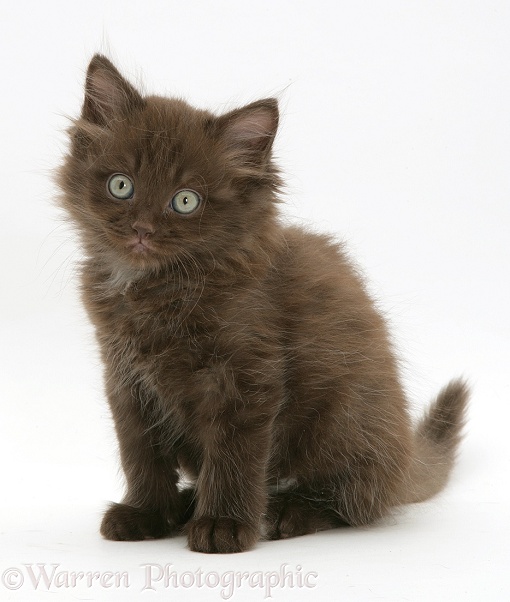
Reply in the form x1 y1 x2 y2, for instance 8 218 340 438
82 54 144 126
216 98 279 159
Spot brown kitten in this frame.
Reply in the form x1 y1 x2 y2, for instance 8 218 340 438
58 55 468 553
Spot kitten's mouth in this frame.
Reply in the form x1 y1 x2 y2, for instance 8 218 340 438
127 237 152 254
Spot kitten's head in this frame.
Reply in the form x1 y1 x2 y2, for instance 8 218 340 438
59 55 281 277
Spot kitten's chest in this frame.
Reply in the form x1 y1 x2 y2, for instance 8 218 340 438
91 282 216 393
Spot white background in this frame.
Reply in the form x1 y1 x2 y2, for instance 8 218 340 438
1 1 509 600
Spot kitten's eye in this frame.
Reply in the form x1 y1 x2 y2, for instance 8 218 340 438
171 189 201 214
107 174 134 200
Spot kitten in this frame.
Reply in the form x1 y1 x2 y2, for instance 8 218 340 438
58 54 468 553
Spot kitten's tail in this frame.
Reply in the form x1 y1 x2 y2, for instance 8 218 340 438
402 379 469 504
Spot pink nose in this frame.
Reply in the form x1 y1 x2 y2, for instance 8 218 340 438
132 222 155 239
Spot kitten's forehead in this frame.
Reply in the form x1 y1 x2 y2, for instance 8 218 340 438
140 96 210 135
122 96 212 177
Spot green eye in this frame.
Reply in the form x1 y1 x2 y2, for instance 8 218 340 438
171 189 201 214
107 174 134 199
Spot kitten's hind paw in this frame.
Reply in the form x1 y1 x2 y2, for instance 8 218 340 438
265 491 346 540
187 516 259 553
100 503 172 541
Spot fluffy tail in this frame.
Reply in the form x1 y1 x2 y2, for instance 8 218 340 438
402 379 469 504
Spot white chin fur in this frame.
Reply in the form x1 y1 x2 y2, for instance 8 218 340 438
101 263 147 295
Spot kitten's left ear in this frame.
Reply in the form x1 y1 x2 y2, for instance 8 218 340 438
216 99 279 158
82 54 144 126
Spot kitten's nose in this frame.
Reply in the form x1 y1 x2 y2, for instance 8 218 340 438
132 222 155 239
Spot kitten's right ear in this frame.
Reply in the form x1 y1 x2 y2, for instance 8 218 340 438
82 54 144 126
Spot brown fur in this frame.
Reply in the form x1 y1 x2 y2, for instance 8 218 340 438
57 55 469 553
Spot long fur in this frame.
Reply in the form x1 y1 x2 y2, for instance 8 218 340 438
57 55 469 553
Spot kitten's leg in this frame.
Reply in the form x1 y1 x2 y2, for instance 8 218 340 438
266 463 402 540
186 418 272 553
100 381 190 541
265 487 347 540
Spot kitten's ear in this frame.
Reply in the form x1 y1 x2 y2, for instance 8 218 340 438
82 54 144 126
216 99 279 158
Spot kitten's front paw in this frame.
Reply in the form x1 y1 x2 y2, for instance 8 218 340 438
187 517 259 553
100 503 171 541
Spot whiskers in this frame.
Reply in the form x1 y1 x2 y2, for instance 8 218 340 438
38 222 83 299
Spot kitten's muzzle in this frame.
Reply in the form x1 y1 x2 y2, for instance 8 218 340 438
128 222 155 254
132 222 155 239
127 238 152 253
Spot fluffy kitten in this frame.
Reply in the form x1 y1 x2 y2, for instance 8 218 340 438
58 55 468 553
